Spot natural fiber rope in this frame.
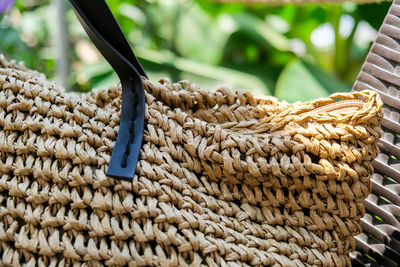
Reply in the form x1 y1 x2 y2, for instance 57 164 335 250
205 0 389 5
0 54 383 266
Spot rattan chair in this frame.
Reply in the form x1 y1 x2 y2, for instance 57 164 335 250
352 1 400 266
209 0 400 266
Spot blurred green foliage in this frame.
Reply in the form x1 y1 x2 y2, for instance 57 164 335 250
0 0 391 102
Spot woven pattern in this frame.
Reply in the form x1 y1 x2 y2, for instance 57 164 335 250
205 0 389 5
0 55 382 266
351 0 400 265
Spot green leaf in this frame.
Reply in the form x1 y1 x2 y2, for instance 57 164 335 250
18 6 50 42
303 61 351 94
358 2 391 31
80 61 118 89
223 62 282 95
80 60 113 79
135 47 270 96
233 13 291 52
145 1 178 45
196 0 247 16
119 3 146 26
175 4 228 64
275 59 351 103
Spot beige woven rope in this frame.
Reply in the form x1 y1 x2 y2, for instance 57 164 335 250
206 0 389 5
0 54 382 266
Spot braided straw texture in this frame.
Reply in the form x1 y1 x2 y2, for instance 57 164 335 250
204 0 389 5
0 55 382 266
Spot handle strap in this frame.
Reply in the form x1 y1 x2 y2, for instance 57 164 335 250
69 0 146 179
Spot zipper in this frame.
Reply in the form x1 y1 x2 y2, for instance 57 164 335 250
306 99 364 114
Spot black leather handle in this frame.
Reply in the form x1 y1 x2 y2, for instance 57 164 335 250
69 0 146 180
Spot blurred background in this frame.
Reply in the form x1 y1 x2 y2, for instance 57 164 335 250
0 0 391 102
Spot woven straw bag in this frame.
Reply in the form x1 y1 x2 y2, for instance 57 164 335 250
0 0 384 266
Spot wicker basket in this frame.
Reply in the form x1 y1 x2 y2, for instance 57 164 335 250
0 53 383 266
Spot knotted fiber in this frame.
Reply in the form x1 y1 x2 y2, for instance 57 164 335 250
0 55 383 266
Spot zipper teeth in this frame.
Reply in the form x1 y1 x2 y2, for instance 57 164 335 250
308 99 364 113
